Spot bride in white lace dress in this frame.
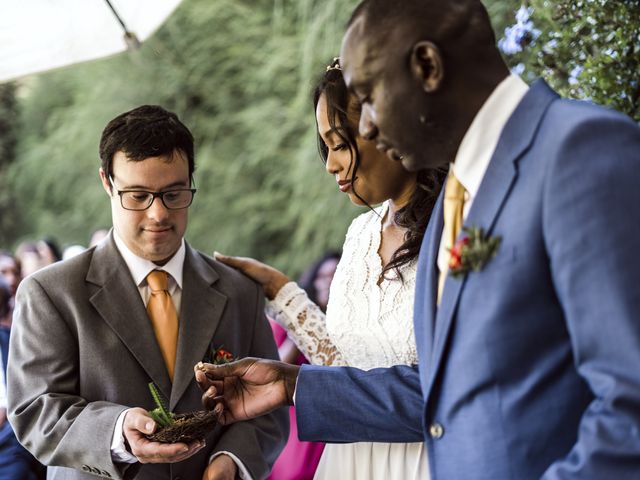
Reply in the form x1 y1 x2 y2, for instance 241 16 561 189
216 58 443 480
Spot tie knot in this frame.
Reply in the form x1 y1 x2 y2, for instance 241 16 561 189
445 171 466 201
146 270 168 293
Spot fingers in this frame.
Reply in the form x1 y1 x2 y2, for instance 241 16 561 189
203 453 237 480
195 359 251 380
123 408 206 463
133 436 205 464
213 252 288 299
213 252 247 269
124 408 156 435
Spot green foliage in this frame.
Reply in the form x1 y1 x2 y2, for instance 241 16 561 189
5 0 363 276
1 0 560 274
498 0 640 122
0 82 23 246
148 382 174 427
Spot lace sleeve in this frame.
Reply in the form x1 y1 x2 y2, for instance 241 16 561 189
266 282 346 366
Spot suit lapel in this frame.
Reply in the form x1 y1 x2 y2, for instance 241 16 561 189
424 80 559 400
87 235 172 400
170 245 227 409
414 187 444 393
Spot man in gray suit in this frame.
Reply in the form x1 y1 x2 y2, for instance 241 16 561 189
7 105 288 480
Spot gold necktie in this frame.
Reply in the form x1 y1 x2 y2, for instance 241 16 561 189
146 270 179 381
437 172 467 304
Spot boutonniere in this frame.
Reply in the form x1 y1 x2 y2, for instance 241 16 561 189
203 345 235 365
449 226 501 278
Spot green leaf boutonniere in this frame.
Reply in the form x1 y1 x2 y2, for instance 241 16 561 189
448 226 501 279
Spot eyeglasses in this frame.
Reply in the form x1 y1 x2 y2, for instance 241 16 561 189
109 175 196 211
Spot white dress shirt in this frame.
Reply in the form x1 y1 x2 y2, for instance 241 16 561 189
109 232 251 479
436 75 529 277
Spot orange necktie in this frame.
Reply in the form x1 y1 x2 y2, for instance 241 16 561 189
437 171 467 304
146 270 179 381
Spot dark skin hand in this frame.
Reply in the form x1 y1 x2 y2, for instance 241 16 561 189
194 358 299 425
213 253 289 300
203 454 237 480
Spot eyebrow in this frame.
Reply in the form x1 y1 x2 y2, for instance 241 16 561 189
115 180 190 191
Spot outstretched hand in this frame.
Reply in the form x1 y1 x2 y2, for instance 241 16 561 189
213 252 290 300
194 358 299 425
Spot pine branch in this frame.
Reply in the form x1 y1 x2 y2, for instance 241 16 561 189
148 382 174 427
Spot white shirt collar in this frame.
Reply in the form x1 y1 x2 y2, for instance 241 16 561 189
451 74 529 201
112 230 185 289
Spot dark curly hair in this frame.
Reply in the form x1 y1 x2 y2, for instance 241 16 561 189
312 58 445 281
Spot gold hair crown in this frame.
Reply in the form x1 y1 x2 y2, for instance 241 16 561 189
326 57 341 72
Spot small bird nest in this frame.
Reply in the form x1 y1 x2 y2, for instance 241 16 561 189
147 410 219 443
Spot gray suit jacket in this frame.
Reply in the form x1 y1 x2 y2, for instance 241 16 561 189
7 235 288 480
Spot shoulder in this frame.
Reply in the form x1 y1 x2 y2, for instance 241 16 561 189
21 247 95 292
541 97 638 145
189 249 262 293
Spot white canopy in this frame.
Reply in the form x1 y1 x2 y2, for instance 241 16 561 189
0 0 183 83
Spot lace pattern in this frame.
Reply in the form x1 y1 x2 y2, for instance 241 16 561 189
267 202 418 369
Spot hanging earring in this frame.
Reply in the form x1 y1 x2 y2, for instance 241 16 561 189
419 114 427 124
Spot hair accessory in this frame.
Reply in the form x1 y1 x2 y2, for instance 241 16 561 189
326 57 341 72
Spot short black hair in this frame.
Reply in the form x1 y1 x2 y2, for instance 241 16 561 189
99 105 195 183
347 0 495 50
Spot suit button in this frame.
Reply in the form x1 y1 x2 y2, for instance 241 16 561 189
429 422 444 439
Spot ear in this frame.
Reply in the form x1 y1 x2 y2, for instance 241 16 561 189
99 168 112 196
410 41 444 93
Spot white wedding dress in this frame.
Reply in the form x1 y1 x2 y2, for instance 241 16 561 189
267 202 429 480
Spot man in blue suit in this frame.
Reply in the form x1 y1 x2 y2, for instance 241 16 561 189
196 0 640 478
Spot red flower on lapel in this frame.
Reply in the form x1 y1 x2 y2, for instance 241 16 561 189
203 344 237 365
212 347 234 364
448 226 501 278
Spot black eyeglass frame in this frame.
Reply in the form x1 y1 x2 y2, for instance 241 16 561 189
108 175 197 211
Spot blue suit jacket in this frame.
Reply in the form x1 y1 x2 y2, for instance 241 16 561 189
296 80 640 479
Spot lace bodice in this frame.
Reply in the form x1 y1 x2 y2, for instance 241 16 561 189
267 203 419 369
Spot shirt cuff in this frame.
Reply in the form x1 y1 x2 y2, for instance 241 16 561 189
209 451 253 480
293 372 299 406
111 408 138 464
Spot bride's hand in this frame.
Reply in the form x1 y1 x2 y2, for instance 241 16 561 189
214 252 290 300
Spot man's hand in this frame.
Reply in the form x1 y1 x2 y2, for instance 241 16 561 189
213 252 290 300
122 408 206 463
203 454 237 480
194 358 299 425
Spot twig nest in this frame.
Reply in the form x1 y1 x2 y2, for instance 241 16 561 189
147 410 219 443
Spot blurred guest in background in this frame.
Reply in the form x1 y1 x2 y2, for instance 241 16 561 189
89 229 109 248
14 242 44 278
37 238 61 265
0 277 45 480
0 250 20 318
62 245 86 261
